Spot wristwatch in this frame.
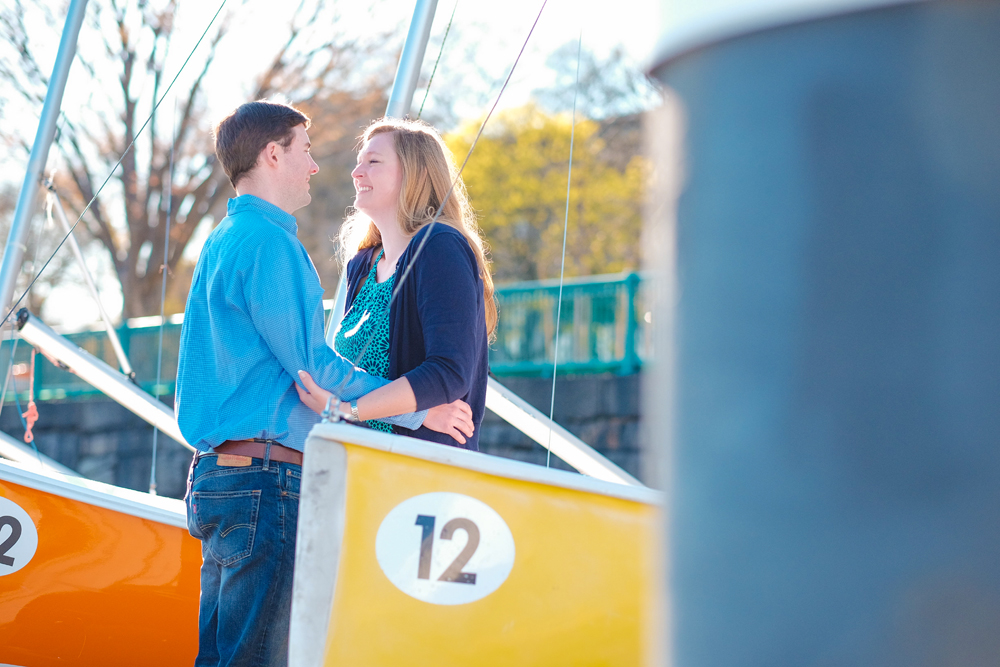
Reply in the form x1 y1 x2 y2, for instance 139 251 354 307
339 399 360 422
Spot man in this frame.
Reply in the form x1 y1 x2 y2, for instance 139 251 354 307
175 100 472 666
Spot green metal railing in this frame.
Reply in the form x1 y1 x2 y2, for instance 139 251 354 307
1 273 649 403
1 319 182 403
490 272 650 377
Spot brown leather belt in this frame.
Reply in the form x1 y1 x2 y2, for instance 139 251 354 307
212 439 303 466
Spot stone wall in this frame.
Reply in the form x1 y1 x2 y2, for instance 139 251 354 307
0 373 645 498
0 397 192 498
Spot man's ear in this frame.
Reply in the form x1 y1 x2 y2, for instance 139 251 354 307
259 141 281 169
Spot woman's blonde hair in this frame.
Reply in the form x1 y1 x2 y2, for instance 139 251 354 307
338 117 497 337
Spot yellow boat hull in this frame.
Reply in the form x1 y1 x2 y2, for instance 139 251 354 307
291 423 661 667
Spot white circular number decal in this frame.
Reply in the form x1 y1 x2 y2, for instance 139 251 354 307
0 496 38 576
375 492 515 605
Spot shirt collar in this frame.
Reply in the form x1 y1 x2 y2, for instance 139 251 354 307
228 194 298 234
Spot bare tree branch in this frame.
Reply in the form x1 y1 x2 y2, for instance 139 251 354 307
1 0 400 318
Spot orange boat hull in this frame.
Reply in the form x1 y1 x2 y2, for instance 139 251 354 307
0 465 200 666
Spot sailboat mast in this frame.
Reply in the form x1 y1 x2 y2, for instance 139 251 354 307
326 0 439 337
0 0 89 314
385 0 440 118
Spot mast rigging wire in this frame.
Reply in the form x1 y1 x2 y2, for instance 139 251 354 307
149 99 178 496
0 190 49 455
44 184 135 379
0 196 46 422
546 31 582 469
7 347 42 466
2 0 230 332
416 0 459 120
0 332 19 425
329 0 551 403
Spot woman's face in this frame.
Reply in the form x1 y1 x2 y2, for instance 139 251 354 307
352 132 403 224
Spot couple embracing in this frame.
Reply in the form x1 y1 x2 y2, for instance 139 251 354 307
174 99 494 665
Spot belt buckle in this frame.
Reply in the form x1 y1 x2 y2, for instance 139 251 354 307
217 453 253 467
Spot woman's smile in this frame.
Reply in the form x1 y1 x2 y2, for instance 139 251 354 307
351 133 402 219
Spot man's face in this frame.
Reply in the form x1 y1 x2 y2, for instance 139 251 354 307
277 125 319 213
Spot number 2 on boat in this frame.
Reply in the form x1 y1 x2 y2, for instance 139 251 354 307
0 496 39 576
415 514 479 584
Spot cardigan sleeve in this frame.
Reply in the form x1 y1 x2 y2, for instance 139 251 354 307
402 231 484 410
343 247 375 312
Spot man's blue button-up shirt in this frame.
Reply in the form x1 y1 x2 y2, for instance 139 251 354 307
175 195 424 452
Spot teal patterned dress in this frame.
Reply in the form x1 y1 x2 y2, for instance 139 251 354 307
333 249 394 432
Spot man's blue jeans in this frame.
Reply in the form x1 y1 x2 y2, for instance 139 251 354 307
185 449 301 667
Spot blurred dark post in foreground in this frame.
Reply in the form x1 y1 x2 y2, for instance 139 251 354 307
647 0 1000 664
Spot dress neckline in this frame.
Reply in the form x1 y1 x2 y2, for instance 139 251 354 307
370 248 395 285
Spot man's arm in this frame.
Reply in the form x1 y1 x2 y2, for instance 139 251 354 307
241 231 425 430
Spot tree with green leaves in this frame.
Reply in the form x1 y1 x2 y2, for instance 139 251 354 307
446 104 650 282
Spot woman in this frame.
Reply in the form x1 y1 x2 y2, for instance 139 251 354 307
297 117 496 450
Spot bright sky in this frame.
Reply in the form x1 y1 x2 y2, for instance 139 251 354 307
191 0 662 119
4 0 661 328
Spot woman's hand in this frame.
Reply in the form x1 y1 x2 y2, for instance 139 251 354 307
296 370 335 415
423 400 474 444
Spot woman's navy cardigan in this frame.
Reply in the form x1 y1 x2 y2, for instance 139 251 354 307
343 223 489 451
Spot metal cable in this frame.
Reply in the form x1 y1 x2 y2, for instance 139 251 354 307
3 193 48 456
0 331 18 423
10 346 28 433
23 349 40 461
10 348 32 460
1 0 230 330
546 31 582 469
44 184 135 378
416 0 459 120
149 99 178 496
7 348 43 468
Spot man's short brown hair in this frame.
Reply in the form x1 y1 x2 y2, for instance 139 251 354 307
214 100 310 188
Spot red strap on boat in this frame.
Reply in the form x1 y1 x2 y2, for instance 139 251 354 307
22 348 38 444
22 401 38 444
